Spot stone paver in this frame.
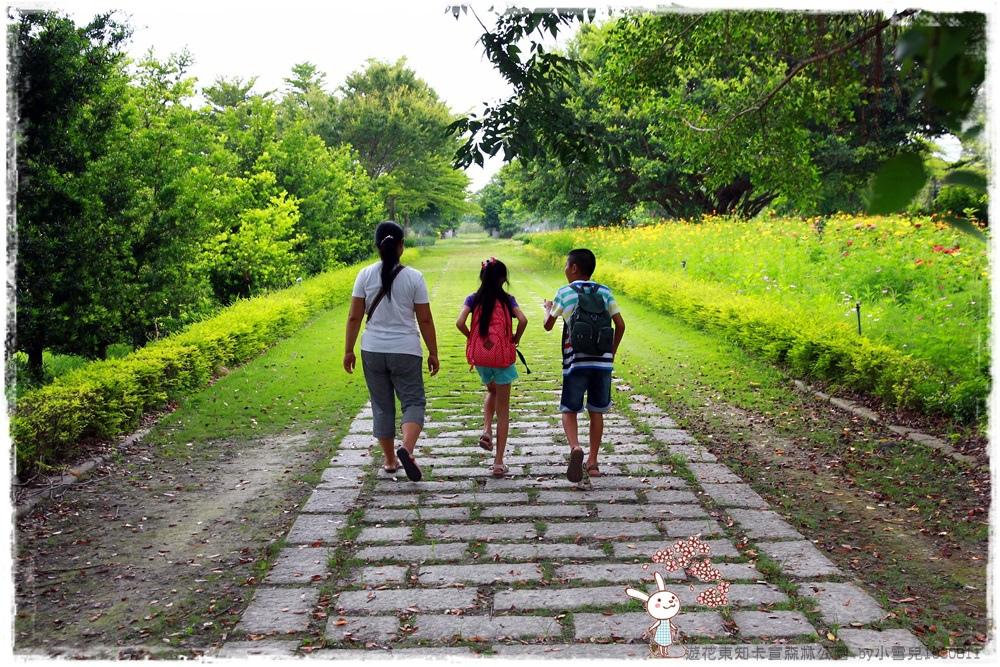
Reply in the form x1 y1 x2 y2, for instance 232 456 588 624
238 587 319 634
701 482 770 508
727 508 803 540
355 543 467 563
363 506 470 522
481 504 590 519
285 514 349 543
300 488 362 513
335 588 479 614
485 543 608 561
325 615 399 643
220 369 926 659
732 610 815 638
339 565 409 588
686 462 744 484
410 614 561 641
798 581 888 625
543 520 661 539
756 540 841 577
265 546 333 584
599 503 707 520
417 563 543 585
663 444 718 462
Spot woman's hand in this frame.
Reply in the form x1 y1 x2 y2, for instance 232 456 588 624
426 354 440 376
343 351 356 374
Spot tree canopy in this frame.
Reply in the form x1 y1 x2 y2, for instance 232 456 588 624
451 6 987 228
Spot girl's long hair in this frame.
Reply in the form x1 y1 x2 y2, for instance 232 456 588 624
374 221 404 301
473 258 510 338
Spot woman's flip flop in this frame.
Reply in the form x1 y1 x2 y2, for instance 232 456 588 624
396 447 422 482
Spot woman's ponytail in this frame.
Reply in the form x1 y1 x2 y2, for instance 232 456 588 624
374 221 404 301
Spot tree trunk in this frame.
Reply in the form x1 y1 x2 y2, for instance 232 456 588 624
387 195 396 221
25 338 44 385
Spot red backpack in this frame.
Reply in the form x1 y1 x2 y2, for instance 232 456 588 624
466 300 516 368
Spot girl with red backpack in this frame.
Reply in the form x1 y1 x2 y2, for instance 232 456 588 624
456 258 528 476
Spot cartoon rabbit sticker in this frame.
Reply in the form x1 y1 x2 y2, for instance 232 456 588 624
625 571 687 658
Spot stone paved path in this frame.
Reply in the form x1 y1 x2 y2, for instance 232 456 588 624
211 367 933 661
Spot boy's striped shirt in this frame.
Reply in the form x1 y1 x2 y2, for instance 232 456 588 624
549 281 619 375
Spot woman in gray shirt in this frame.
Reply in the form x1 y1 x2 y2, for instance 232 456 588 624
344 221 439 481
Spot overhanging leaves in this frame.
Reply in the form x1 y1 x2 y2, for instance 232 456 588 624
868 152 928 215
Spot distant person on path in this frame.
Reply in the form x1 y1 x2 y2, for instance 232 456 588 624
456 257 528 476
543 248 625 482
344 221 439 482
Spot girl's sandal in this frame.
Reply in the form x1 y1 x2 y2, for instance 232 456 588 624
586 463 601 478
492 463 509 476
478 434 493 452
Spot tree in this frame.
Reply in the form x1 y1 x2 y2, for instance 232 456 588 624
201 80 278 177
258 124 383 272
116 50 219 347
11 10 133 380
201 177 305 302
277 62 335 143
475 173 506 235
333 58 468 225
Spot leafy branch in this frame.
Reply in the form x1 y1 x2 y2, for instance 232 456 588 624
682 9 919 132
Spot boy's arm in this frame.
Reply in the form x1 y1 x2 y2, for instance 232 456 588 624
542 299 558 331
611 312 626 356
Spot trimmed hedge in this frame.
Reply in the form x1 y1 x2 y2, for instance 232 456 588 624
527 245 984 423
10 254 409 476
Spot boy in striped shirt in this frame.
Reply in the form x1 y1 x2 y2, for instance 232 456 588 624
543 248 626 483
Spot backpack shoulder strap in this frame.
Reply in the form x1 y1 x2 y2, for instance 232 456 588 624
366 264 405 323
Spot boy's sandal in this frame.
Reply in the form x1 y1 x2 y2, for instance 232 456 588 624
492 463 509 476
586 463 601 477
478 434 493 452
567 447 584 483
396 447 422 482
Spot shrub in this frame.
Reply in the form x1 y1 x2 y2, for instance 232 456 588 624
934 185 989 223
10 252 417 476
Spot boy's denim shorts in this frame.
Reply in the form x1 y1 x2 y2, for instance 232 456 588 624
559 367 612 413
476 363 519 385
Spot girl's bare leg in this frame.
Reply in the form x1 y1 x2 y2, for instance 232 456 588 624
494 382 511 466
483 381 496 441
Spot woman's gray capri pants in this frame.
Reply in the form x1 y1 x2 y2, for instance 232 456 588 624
361 351 426 439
